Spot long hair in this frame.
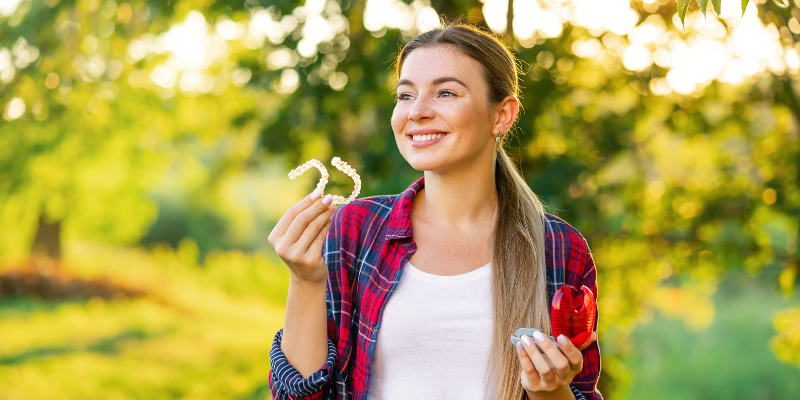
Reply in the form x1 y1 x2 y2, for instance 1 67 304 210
395 24 550 400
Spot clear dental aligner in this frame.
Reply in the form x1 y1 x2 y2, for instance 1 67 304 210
288 157 361 206
288 159 329 193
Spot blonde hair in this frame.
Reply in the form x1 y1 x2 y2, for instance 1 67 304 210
396 24 551 400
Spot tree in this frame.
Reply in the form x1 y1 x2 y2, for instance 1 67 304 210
0 0 269 260
2 0 799 395
256 0 800 393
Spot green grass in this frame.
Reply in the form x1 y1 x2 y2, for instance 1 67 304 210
3 243 799 399
622 271 800 400
0 243 289 400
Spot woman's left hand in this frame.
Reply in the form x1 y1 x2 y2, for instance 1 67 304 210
515 330 597 397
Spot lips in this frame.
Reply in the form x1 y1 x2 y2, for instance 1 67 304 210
405 129 448 147
551 285 597 347
407 129 448 141
411 133 446 141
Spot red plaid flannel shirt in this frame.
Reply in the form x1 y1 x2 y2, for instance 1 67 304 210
269 177 602 400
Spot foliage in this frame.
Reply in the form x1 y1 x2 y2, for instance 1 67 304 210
257 0 800 392
0 242 289 399
677 0 791 26
2 0 800 397
623 271 800 399
0 0 275 257
772 306 800 368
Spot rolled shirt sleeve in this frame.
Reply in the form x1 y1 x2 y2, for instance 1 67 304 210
269 328 337 400
570 384 588 400
542 214 603 400
567 227 603 400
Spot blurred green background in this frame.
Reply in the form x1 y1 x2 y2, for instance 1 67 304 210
1 0 800 398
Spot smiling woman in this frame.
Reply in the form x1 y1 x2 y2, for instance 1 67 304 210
267 23 601 400
393 48 495 168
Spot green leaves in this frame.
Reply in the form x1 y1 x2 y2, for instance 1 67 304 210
678 0 691 27
677 0 793 23
712 0 722 15
698 0 708 17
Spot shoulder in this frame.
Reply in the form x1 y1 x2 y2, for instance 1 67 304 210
329 195 397 239
543 212 592 257
542 213 596 290
332 195 396 224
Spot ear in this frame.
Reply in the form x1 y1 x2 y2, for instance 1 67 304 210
494 95 519 133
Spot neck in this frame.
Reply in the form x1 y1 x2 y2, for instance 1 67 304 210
417 154 498 228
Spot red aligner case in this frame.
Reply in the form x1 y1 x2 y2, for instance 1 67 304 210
551 285 597 347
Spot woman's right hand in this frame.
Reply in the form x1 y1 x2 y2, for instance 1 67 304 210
268 190 334 285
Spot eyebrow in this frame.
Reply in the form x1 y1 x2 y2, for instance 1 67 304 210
396 76 469 90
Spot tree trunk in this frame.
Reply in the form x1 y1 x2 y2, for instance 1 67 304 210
30 214 61 259
431 0 489 26
432 0 462 23
506 0 514 39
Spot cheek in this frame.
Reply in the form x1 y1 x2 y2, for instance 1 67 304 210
442 101 483 132
391 105 406 134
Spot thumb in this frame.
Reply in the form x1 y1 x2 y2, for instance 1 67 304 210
577 331 597 351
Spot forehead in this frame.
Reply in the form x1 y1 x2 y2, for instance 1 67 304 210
399 45 485 85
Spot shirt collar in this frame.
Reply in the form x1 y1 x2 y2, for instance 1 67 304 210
386 176 424 240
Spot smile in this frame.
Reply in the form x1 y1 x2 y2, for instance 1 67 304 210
411 133 446 141
407 132 448 147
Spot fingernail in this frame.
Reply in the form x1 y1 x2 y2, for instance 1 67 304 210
321 194 333 205
516 342 525 351
521 335 533 347
533 330 546 343
328 203 335 211
310 189 322 200
557 334 570 347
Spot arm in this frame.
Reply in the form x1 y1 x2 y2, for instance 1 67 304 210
518 226 602 400
516 330 595 400
525 385 577 400
282 278 329 377
269 329 337 399
267 191 338 399
566 233 602 400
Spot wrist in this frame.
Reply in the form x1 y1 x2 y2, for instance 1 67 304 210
525 385 575 400
289 273 328 288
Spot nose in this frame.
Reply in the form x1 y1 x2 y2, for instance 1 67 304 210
408 94 435 122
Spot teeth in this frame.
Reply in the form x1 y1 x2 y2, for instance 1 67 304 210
411 133 445 141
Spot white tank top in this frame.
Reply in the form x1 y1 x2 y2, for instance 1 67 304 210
367 261 494 400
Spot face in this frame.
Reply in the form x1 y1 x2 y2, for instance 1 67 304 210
392 46 500 173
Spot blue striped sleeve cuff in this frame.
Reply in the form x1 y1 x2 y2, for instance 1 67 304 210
570 384 587 400
269 328 337 397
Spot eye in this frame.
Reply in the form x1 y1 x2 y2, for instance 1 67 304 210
439 90 456 98
396 92 412 101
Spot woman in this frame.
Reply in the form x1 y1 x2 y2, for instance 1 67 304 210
267 24 601 400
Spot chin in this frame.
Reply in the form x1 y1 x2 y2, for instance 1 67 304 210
408 160 442 172
396 134 485 173
403 150 460 173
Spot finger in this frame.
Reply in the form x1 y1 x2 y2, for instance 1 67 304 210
522 335 556 385
515 341 540 385
532 331 572 380
283 194 333 245
556 334 584 371
577 331 597 352
293 204 333 251
307 219 331 261
270 190 323 238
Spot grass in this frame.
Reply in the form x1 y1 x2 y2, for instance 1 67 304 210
2 242 799 399
622 270 800 400
0 241 289 400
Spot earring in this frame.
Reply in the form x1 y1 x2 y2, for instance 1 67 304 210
495 128 502 142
